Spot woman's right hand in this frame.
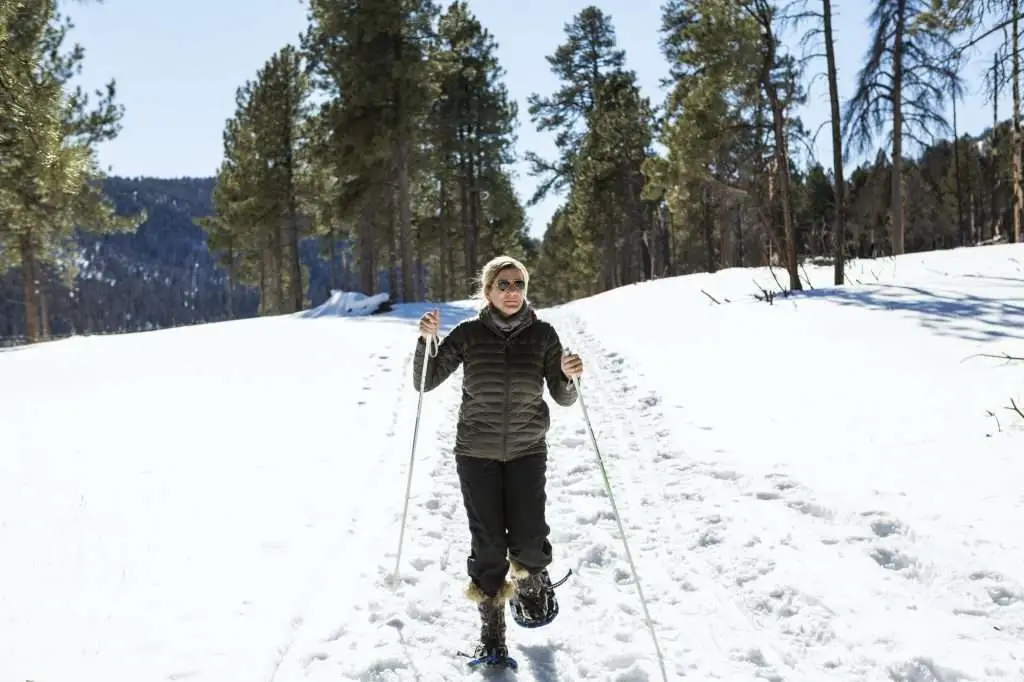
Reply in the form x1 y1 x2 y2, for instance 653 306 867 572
419 309 439 339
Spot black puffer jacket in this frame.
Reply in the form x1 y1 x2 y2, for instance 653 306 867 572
411 304 577 461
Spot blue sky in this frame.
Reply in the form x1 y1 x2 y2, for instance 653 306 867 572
66 0 1009 239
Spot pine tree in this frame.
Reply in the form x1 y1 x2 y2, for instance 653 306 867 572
527 7 660 300
569 70 656 291
525 6 626 204
844 0 964 254
204 45 310 315
645 0 762 274
429 1 523 296
645 0 807 286
304 0 438 302
0 0 139 342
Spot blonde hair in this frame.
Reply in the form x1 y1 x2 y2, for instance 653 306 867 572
475 255 529 308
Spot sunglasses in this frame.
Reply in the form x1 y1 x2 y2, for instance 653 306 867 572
496 279 526 292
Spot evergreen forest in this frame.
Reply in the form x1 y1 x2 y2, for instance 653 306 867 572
1 0 1019 344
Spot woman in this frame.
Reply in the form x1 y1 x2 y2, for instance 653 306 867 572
412 255 583 665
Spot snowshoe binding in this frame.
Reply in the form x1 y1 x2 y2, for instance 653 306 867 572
508 566 572 629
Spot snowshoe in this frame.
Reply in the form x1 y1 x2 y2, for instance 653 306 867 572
460 645 519 672
508 568 572 628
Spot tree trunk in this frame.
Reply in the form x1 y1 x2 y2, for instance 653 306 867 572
952 95 967 245
387 191 398 296
965 135 975 244
823 0 846 283
439 172 450 299
358 189 376 295
258 249 267 315
992 51 1001 243
891 0 907 255
702 188 715 273
39 273 50 340
272 230 284 314
287 210 303 313
763 46 801 289
396 139 414 302
603 200 616 289
327 231 338 291
1014 2 1022 243
227 242 236 320
20 233 40 342
468 148 480 285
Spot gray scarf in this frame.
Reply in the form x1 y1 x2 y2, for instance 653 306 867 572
486 302 532 334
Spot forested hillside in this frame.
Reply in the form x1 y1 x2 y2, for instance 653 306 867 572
1 0 1020 345
1 176 239 343
0 175 388 343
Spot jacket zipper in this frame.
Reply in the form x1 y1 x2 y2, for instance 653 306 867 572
484 318 530 462
502 340 511 460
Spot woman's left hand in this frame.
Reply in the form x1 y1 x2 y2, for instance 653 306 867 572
561 352 583 380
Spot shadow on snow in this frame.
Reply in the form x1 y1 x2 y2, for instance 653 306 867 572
796 284 1024 343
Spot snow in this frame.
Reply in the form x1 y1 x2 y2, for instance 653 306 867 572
300 290 391 318
2 244 1023 682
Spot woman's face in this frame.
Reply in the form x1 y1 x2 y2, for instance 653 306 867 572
487 266 526 315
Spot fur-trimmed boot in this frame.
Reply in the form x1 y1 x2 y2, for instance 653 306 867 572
508 561 560 628
465 581 514 661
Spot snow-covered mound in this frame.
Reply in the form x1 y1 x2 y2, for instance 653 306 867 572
300 290 391 318
1 244 1022 682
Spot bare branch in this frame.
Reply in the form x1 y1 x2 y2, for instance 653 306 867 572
701 289 721 304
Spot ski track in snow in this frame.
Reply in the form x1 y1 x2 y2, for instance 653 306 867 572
264 338 413 680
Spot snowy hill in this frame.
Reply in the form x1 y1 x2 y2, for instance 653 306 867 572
1 244 1022 682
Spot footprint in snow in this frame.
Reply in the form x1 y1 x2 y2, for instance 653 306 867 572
786 498 833 520
577 509 616 525
766 475 798 491
869 517 904 538
986 585 1022 607
707 469 741 481
581 543 612 567
869 546 917 573
406 602 445 623
695 528 724 547
302 652 328 665
358 657 410 677
564 463 589 477
888 656 970 682
638 394 659 408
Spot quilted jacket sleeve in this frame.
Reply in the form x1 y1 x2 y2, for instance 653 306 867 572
411 321 466 392
543 325 578 407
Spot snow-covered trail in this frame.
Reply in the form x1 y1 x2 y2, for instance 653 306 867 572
279 279 1024 681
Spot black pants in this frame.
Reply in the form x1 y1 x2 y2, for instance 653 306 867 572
455 453 552 597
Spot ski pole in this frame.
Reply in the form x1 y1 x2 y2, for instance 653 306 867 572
569 360 669 682
392 332 437 585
